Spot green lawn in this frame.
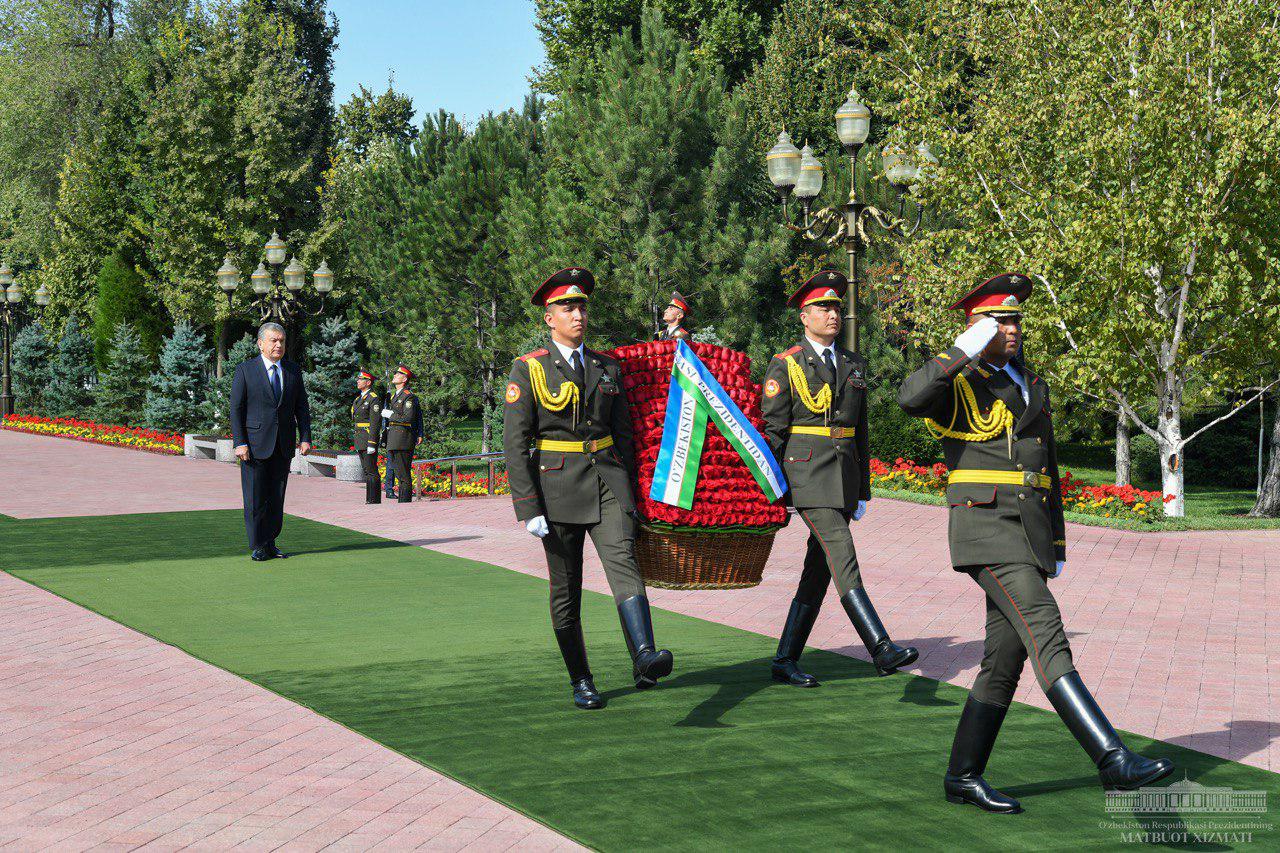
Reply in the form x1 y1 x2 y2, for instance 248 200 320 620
3 510 1275 850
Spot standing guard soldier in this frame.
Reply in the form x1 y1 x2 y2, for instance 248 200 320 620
899 273 1172 813
764 269 918 687
382 365 422 503
503 267 674 710
656 291 692 341
352 369 383 504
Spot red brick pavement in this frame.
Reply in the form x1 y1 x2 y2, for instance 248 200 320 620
2 429 1277 848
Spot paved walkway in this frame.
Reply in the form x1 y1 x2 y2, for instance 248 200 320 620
2 429 1278 848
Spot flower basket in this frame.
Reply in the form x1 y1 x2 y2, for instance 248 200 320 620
608 340 787 589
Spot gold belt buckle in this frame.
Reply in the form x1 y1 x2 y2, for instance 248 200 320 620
832 426 850 439
1023 471 1039 487
585 439 600 452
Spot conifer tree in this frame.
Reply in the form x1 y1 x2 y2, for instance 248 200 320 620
9 321 55 416
46 316 96 418
303 316 360 448
203 334 260 435
144 321 210 432
92 322 153 425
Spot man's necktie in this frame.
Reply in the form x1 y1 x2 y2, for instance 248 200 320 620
822 350 837 385
570 350 585 388
270 364 282 403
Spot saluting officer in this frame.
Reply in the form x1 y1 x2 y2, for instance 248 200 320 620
382 365 422 503
352 369 383 504
656 291 692 341
763 269 918 687
899 273 1172 813
503 267 674 710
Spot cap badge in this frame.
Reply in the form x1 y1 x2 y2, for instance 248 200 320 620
1002 295 1019 306
569 269 580 277
567 285 582 295
827 273 837 280
824 289 837 298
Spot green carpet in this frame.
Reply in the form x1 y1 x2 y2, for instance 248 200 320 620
3 510 1276 850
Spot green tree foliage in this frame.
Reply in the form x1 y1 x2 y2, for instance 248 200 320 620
9 319 54 416
92 321 153 425
303 315 360 448
203 333 260 435
534 0 785 94
46 316 96 418
336 80 417 158
144 320 210 432
91 250 165 368
874 0 1280 515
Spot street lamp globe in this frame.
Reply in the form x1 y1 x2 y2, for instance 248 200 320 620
793 144 825 200
835 86 871 150
0 260 12 289
250 262 272 296
283 257 306 292
882 141 917 185
916 142 939 177
312 260 333 294
34 284 49 307
264 230 288 266
766 130 802 195
5 281 21 304
216 255 240 294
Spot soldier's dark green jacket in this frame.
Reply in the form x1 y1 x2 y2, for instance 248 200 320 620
762 341 871 510
351 389 382 451
502 344 636 524
384 388 422 452
898 346 1066 572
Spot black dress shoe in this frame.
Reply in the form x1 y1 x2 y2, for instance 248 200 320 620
271 547 288 559
944 697 1022 813
840 589 919 676
617 595 674 690
1047 671 1175 790
251 549 270 562
571 677 605 709
771 598 822 687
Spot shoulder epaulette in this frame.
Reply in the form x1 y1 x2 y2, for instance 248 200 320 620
773 345 802 360
518 348 548 362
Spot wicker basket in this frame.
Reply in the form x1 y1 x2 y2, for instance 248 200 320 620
635 524 778 590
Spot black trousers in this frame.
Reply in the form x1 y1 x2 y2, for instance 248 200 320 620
388 449 413 502
240 445 291 549
542 488 646 629
357 449 381 503
792 507 864 606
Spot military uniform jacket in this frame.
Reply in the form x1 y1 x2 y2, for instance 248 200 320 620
762 340 871 511
502 344 636 524
657 326 690 341
384 389 422 452
898 346 1066 572
351 390 382 451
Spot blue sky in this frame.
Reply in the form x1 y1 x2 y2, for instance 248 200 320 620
328 0 546 126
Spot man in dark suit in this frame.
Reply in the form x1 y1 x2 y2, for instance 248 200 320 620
230 322 312 561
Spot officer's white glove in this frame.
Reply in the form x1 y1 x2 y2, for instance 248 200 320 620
954 315 1000 359
525 515 550 538
367 444 377 452
852 500 867 521
381 408 393 418
1050 560 1065 579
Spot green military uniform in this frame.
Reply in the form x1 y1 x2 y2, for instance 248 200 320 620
899 273 1171 813
384 365 422 503
656 291 692 341
352 371 383 504
503 266 672 710
763 269 917 688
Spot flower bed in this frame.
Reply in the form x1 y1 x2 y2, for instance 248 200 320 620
608 340 788 532
871 456 1171 522
376 457 510 497
3 414 184 455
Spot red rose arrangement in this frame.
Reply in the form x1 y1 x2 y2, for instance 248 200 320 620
607 340 787 531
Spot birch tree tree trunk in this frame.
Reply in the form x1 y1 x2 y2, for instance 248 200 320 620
1251 384 1280 517
1115 406 1131 486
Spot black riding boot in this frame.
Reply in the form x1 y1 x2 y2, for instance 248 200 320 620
1047 672 1174 790
365 472 382 504
771 598 821 687
944 697 1022 813
839 588 919 676
617 595 674 690
553 623 603 710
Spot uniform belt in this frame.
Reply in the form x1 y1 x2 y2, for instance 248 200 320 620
389 420 412 427
354 422 370 427
948 469 1052 489
790 425 856 438
536 436 615 453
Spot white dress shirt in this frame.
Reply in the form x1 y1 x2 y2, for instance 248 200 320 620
999 361 1030 405
805 336 837 377
551 339 586 368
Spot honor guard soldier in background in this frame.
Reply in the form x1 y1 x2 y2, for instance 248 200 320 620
352 369 383 504
763 270 918 687
503 267 674 711
899 273 1172 814
382 365 422 503
656 291 692 340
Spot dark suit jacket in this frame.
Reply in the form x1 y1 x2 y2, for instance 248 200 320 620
230 356 312 459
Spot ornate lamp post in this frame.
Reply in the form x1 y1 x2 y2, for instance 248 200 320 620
215 230 333 324
0 260 49 416
766 85 932 353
